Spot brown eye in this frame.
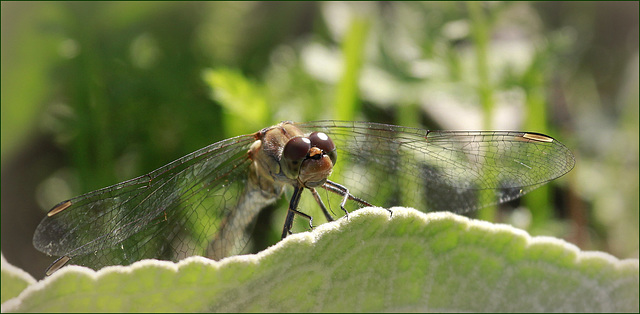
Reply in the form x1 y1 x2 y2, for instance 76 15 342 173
309 132 335 152
309 132 337 165
283 137 311 161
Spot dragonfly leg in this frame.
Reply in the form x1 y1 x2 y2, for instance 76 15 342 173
290 208 314 229
281 185 314 239
281 210 296 239
310 188 334 222
322 180 393 217
321 181 359 219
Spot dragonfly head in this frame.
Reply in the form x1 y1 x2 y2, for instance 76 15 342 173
281 132 337 188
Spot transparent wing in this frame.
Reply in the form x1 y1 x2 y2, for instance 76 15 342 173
32 133 272 271
295 120 575 214
33 120 575 273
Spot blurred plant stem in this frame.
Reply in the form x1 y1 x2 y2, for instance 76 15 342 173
522 50 552 229
467 2 497 222
336 16 370 121
66 3 117 191
331 14 370 182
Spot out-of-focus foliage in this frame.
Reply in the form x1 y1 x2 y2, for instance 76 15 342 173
2 2 638 279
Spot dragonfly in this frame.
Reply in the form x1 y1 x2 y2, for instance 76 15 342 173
33 120 575 275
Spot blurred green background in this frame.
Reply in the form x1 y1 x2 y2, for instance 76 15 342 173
2 1 638 278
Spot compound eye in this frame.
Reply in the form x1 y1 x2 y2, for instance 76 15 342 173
309 132 337 165
309 132 335 153
283 136 311 161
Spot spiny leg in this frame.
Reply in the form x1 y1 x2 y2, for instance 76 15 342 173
322 180 393 217
281 210 296 239
321 180 356 219
310 188 334 222
323 180 372 207
281 185 314 239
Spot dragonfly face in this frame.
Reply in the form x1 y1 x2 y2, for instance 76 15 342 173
248 122 336 189
33 120 575 275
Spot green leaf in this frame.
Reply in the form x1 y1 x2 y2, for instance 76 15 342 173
201 67 271 135
2 208 638 312
1 254 36 303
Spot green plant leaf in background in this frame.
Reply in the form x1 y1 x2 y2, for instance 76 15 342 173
0 2 63 162
1 255 36 304
202 68 272 137
2 208 637 312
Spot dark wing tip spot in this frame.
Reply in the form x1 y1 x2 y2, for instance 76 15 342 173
45 256 71 276
47 200 72 217
522 133 554 143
